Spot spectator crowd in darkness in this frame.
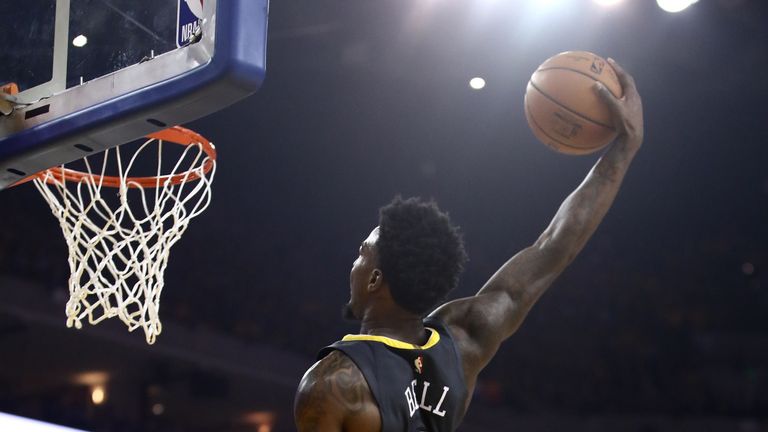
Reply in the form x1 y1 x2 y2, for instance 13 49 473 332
2 204 765 420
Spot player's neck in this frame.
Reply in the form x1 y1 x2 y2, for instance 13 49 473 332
359 309 428 346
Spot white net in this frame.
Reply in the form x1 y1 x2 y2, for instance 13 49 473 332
33 131 216 344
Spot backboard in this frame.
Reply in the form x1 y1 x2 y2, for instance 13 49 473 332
0 0 268 190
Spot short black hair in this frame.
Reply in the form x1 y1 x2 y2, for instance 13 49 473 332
377 196 468 316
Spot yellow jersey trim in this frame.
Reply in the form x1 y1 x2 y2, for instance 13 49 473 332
341 328 440 350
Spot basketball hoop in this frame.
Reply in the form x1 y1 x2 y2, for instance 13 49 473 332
31 126 216 344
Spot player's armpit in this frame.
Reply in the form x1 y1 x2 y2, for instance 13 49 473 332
294 350 381 432
430 242 574 377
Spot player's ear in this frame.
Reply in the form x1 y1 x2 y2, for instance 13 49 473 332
367 269 383 292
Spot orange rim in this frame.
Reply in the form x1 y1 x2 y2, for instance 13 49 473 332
23 126 216 189
1 82 19 95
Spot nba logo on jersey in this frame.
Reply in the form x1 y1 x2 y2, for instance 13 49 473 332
177 0 205 47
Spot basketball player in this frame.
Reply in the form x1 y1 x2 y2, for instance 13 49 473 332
295 58 643 431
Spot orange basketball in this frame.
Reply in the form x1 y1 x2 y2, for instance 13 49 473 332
524 51 623 155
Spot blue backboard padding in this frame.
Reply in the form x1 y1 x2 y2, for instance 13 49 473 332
0 0 268 189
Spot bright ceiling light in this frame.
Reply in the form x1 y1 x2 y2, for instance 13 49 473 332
656 0 698 13
469 77 486 90
72 34 88 47
593 0 623 6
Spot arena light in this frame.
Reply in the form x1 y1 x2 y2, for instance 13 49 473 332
593 0 623 6
656 0 698 13
72 34 88 47
243 411 275 432
534 0 566 7
72 371 109 386
469 77 486 90
91 385 106 405
151 403 165 416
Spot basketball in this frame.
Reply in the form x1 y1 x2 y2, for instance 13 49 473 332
524 51 623 155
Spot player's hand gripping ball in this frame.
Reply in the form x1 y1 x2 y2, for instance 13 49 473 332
524 51 623 155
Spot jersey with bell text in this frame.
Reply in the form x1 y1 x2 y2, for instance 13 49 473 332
318 317 468 432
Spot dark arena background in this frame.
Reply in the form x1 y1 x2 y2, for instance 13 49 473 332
1 0 767 431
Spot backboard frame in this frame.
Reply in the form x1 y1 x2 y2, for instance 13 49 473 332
0 0 268 190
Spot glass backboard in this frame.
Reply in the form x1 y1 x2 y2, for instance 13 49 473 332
0 0 268 190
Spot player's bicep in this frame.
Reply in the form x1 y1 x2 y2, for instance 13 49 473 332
477 243 565 305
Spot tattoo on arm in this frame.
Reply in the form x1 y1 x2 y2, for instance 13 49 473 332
436 136 640 374
437 60 644 382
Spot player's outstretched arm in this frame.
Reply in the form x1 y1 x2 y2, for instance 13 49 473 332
432 58 644 378
294 351 381 432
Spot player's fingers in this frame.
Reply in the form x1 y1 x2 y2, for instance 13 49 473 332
594 82 624 129
594 82 621 108
607 58 637 96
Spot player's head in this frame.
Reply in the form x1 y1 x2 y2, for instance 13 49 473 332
345 197 467 320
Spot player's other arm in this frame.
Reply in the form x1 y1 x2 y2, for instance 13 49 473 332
294 351 381 432
432 59 644 371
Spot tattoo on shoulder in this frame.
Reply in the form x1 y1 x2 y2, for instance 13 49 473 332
296 351 370 428
318 351 368 412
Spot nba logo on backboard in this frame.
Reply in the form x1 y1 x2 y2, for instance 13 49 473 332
177 0 205 47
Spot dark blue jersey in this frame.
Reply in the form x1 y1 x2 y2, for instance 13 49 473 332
318 317 468 432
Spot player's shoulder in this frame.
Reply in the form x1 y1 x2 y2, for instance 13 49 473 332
430 296 481 339
429 297 497 374
295 350 370 413
295 350 380 431
300 349 364 390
